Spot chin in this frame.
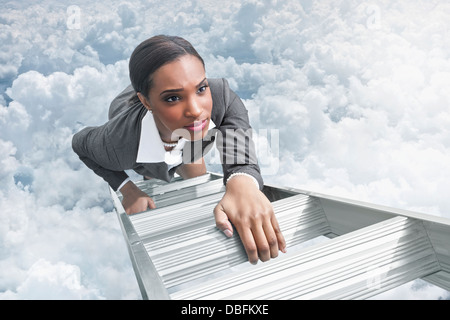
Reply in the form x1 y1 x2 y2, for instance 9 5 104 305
188 127 209 141
171 125 209 142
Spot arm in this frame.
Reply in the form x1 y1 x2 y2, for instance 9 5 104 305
72 126 130 191
120 156 207 214
176 157 207 179
212 79 286 263
72 87 157 214
73 128 156 214
120 180 156 214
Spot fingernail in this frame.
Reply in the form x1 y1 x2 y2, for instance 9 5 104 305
223 229 233 237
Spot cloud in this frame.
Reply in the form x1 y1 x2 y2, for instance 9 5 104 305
0 2 138 299
0 182 140 300
224 0 450 218
0 0 449 300
1 259 100 300
0 139 19 182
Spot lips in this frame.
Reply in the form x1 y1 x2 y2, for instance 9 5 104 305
184 119 208 132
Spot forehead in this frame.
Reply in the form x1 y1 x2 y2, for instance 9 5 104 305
151 55 205 92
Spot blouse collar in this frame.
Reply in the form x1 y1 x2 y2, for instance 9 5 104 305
136 110 216 164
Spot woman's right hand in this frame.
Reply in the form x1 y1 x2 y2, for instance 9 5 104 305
120 181 156 215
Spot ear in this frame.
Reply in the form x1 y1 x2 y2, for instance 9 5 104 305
137 92 152 112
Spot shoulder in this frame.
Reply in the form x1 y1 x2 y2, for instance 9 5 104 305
108 84 137 120
107 85 147 140
208 78 234 107
208 78 250 128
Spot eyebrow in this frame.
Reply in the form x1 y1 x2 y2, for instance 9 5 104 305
159 77 207 96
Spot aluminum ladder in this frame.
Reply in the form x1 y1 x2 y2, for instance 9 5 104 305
110 173 450 299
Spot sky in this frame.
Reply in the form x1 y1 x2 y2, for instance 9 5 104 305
0 0 449 299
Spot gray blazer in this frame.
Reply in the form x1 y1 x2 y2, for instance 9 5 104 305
72 78 263 191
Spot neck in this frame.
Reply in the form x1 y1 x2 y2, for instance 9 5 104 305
159 131 178 145
161 137 179 150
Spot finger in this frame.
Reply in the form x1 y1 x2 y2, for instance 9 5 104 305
271 215 287 253
147 197 156 210
213 204 233 237
238 227 259 264
252 225 271 262
262 220 279 259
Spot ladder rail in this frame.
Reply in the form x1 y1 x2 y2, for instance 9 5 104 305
111 173 450 299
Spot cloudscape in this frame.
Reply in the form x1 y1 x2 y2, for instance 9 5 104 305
1 0 449 299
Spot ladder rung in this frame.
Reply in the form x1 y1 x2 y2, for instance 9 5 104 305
135 174 218 196
131 194 330 290
171 216 440 300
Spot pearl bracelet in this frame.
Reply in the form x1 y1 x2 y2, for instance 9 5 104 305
226 172 260 189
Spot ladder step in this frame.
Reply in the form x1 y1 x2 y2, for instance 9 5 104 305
130 192 225 239
171 216 440 300
128 194 330 291
150 179 224 208
135 174 219 196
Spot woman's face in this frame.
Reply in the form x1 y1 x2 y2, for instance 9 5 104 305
140 54 213 142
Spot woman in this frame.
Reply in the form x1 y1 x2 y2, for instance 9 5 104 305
72 35 286 264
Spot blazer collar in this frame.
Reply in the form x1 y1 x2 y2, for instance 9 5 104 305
136 110 216 164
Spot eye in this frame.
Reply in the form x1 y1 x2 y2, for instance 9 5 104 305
197 85 208 93
165 95 180 103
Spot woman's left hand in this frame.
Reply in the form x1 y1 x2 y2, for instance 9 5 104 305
214 175 287 264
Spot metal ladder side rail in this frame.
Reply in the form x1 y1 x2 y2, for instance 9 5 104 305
424 271 450 292
311 189 450 293
112 174 450 299
421 221 450 291
109 187 170 300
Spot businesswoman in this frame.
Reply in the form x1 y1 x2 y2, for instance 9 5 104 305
72 35 286 264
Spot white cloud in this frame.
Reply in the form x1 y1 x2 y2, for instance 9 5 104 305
1 0 449 300
0 139 20 182
0 184 140 299
1 259 101 300
230 0 450 218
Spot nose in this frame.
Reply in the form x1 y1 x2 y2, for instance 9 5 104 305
184 96 202 118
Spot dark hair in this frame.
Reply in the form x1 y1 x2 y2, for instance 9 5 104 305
129 35 205 101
